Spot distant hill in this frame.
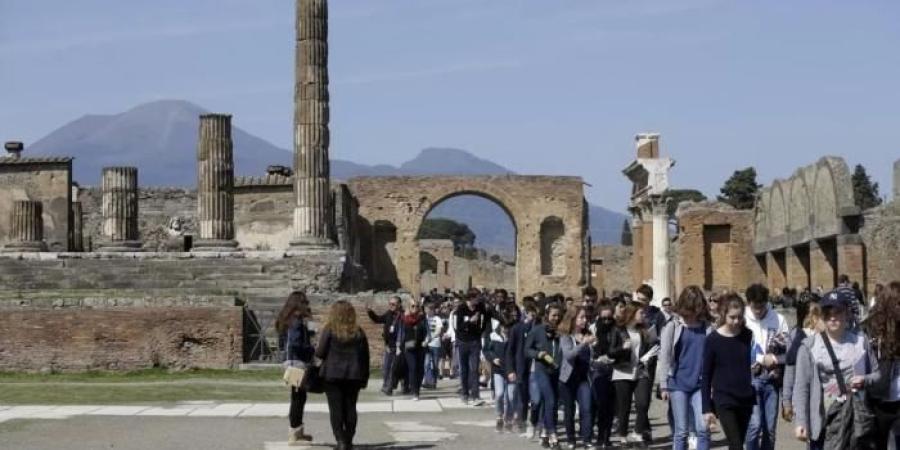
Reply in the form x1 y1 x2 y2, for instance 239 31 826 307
27 100 628 250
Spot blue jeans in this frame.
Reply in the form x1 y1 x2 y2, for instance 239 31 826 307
404 348 424 396
458 340 482 400
559 377 592 444
529 372 542 427
423 346 441 386
381 350 395 390
670 389 709 450
493 373 518 421
746 379 778 450
534 369 559 434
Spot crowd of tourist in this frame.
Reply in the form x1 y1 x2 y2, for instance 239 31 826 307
275 277 900 450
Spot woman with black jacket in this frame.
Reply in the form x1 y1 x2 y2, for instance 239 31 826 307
559 306 597 449
398 298 428 400
609 301 659 449
526 302 565 449
276 291 316 444
316 300 371 450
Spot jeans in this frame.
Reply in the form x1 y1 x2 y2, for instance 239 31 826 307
458 340 482 400
493 373 518 421
324 380 362 446
746 379 778 450
717 404 752 450
516 372 531 425
289 386 307 428
591 370 614 445
404 348 425 397
534 369 559 434
529 372 542 427
559 377 593 444
670 389 709 450
451 341 460 378
381 350 395 390
424 346 441 386
612 377 652 438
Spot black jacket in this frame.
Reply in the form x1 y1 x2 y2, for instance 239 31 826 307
506 320 534 379
315 327 370 387
282 318 315 363
398 315 428 351
524 324 563 376
455 303 488 342
367 309 400 349
484 330 509 376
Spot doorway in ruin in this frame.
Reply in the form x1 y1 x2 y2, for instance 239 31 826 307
416 194 517 295
703 224 733 292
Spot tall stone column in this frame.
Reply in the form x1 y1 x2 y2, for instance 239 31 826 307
641 211 653 285
193 114 238 252
290 0 333 248
2 200 46 252
651 198 670 304
98 167 141 251
71 201 84 252
631 217 644 289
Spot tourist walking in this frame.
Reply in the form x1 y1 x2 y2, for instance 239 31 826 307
657 286 713 450
526 302 564 449
398 298 428 400
610 300 657 449
559 306 596 449
781 299 823 425
423 302 444 389
366 296 403 395
744 284 789 450
485 312 517 432
589 300 617 449
316 300 370 450
793 288 880 450
701 294 755 450
456 291 488 405
507 300 539 434
864 281 900 450
276 291 316 444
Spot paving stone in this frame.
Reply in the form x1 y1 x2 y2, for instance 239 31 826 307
238 403 288 417
85 406 150 416
392 399 442 413
356 401 392 413
187 403 250 417
137 406 197 416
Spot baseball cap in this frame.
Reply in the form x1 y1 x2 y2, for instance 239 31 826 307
821 287 857 309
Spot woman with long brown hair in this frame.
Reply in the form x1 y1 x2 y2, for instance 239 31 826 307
315 300 370 450
275 291 315 444
609 300 658 448
865 281 900 450
558 306 596 449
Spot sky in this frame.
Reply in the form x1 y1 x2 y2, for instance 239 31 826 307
1 0 899 213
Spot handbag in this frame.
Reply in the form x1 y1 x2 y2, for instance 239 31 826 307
302 364 325 394
283 366 306 389
820 333 877 450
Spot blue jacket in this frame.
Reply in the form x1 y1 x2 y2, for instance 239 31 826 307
525 324 563 376
283 318 315 364
506 320 534 379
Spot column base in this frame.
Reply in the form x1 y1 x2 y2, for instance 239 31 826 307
1 241 47 252
96 241 143 252
289 235 334 249
192 239 240 253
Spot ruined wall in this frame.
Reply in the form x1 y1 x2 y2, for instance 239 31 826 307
80 187 196 251
590 245 633 297
0 158 72 251
861 195 900 290
0 295 242 372
676 201 763 295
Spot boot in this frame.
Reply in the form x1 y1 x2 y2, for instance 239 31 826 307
289 426 312 443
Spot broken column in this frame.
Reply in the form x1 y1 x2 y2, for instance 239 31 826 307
98 166 141 251
193 114 238 252
290 0 334 248
2 200 46 252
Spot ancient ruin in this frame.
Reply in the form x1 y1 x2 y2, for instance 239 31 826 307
98 167 142 251
194 114 238 252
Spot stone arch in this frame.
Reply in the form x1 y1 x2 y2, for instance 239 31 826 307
768 182 788 244
754 187 770 248
540 216 565 276
419 251 438 273
789 176 811 237
813 163 838 237
371 219 399 290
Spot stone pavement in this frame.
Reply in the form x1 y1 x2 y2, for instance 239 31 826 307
0 381 808 450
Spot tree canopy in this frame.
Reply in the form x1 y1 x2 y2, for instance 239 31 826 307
662 188 708 217
717 167 761 210
851 164 883 210
418 218 477 256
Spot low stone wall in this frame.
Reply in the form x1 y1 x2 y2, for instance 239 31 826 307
0 295 242 372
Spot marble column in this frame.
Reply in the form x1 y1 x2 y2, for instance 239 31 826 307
291 0 333 248
3 200 46 252
98 166 141 251
193 114 238 252
631 217 644 289
651 198 670 304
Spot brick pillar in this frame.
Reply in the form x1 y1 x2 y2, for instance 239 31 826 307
290 0 334 248
2 200 46 252
71 201 84 252
194 114 238 252
809 240 835 291
766 252 787 293
98 167 142 251
837 234 865 291
786 246 809 291
631 218 643 289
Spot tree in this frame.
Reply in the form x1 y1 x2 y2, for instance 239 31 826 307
662 189 708 217
418 218 477 256
851 164 882 210
718 167 761 210
620 219 633 246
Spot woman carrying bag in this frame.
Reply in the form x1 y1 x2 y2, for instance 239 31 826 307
398 298 428 400
793 289 880 450
276 291 316 444
316 300 371 450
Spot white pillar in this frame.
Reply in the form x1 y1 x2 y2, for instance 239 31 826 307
651 199 669 306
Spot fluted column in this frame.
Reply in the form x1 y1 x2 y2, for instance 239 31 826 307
71 201 84 252
290 0 334 248
3 200 46 252
193 114 238 252
98 166 142 251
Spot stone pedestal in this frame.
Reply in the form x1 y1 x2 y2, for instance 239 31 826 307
837 234 865 288
651 200 670 303
290 0 334 249
98 167 142 251
786 246 809 291
193 114 238 252
2 200 47 252
72 201 84 252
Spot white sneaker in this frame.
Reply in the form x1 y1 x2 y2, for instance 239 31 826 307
688 435 698 450
626 432 643 443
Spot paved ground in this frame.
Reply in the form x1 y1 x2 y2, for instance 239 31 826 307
0 380 807 450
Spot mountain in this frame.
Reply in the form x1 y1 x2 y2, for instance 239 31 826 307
27 100 628 248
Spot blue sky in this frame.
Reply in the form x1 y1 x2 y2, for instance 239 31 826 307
1 0 898 213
